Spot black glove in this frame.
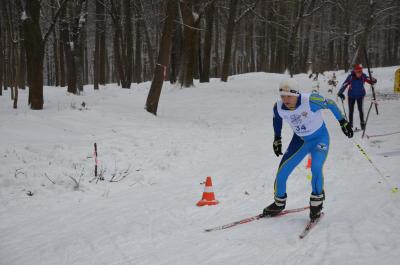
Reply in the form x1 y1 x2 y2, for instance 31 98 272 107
371 77 377 84
339 119 353 138
337 93 345 101
273 136 283 157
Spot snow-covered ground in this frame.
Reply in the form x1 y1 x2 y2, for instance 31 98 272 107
1 66 399 265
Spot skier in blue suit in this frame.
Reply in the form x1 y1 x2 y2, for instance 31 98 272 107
263 78 353 221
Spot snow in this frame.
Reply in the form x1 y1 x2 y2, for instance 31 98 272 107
1 66 400 265
193 12 199 22
21 11 28 21
79 13 86 25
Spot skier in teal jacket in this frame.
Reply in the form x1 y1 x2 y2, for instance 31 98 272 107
263 78 353 221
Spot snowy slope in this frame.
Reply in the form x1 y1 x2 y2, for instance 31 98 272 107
0 66 399 265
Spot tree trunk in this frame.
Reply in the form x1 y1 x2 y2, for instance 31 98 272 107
200 0 214 83
146 0 177 115
123 0 133 88
51 0 59 87
94 1 100 90
351 2 376 66
13 41 19 109
22 0 44 109
138 0 155 77
63 0 87 94
59 9 66 87
110 0 132 89
170 10 182 84
0 11 3 96
213 5 220 77
286 1 308 75
134 0 142 84
221 0 239 82
178 0 197 87
260 0 268 72
99 1 106 85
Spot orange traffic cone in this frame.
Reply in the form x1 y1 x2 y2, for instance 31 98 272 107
197 176 219 206
306 156 312 169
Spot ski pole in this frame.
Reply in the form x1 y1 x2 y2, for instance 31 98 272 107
340 98 348 120
351 139 398 194
362 100 374 138
362 48 379 138
363 48 378 115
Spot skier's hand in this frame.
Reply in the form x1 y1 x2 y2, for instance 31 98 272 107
339 119 353 138
337 93 345 101
371 77 377 84
273 136 283 157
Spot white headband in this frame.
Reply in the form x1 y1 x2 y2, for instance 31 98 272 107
279 88 300 97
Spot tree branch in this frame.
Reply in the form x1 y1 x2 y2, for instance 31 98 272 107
234 1 260 24
42 0 69 44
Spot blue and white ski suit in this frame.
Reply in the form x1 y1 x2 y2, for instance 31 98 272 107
273 93 344 198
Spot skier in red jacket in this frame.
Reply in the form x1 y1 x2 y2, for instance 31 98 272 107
337 64 377 130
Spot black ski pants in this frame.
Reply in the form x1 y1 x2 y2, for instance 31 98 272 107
348 97 364 128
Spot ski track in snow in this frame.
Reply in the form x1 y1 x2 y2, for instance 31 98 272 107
1 66 400 265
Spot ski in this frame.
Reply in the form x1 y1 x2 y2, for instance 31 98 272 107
299 212 324 239
204 206 309 233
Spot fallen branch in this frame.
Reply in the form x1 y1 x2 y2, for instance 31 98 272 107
44 173 56 184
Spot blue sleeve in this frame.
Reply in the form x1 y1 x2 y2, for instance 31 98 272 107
273 103 282 137
338 74 351 94
309 93 344 121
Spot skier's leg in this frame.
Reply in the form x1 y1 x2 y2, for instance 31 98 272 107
309 132 330 220
348 97 356 128
274 134 309 198
310 135 329 195
263 134 309 216
357 97 365 129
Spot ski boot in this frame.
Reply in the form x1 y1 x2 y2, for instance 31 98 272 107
309 193 324 221
262 194 287 217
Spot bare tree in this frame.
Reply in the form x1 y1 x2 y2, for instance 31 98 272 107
109 0 133 89
20 0 68 109
178 0 199 87
0 0 397 111
146 0 177 115
134 0 142 84
0 17 3 96
94 0 106 90
221 0 239 82
199 0 215 83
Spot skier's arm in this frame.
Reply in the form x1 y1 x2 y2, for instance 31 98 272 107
273 103 282 137
338 75 351 95
309 94 344 121
363 73 377 85
272 103 283 156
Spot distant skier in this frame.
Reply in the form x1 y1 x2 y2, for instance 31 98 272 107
263 79 353 221
308 71 319 81
327 72 338 94
309 71 323 93
337 64 377 130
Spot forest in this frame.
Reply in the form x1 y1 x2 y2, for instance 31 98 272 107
0 0 399 113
